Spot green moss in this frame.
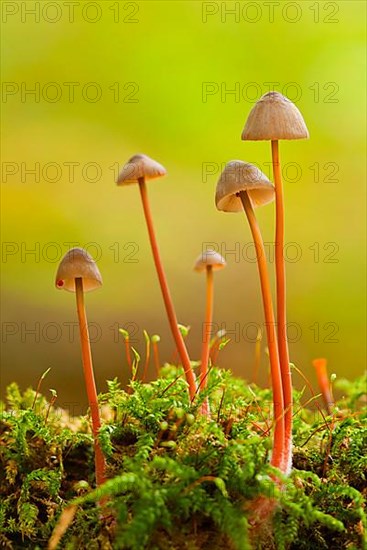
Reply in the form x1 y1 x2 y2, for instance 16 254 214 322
0 368 366 549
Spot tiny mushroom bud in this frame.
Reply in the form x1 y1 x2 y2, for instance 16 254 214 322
216 162 285 471
242 91 309 475
194 250 226 416
116 154 197 401
55 247 106 487
194 250 227 273
312 358 334 415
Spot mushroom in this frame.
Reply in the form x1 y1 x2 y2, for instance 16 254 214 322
242 91 309 474
312 358 334 415
55 247 106 486
215 161 285 470
116 154 197 400
194 250 226 415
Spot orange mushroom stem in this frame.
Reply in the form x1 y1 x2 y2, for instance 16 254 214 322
138 178 197 400
271 139 293 474
239 191 285 470
200 266 214 396
75 278 106 486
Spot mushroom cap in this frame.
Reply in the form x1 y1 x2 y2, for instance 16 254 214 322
241 92 309 141
215 161 275 213
194 250 227 273
116 154 167 185
55 247 102 293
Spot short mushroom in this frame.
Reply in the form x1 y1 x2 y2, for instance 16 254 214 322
194 250 226 415
312 358 334 415
242 91 309 474
55 247 106 486
116 154 197 401
216 161 285 470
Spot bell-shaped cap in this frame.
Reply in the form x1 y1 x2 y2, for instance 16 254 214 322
215 161 274 213
242 92 309 141
55 247 102 292
194 250 227 273
116 154 167 185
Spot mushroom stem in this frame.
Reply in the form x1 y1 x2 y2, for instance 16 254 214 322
271 139 293 474
138 178 197 400
199 266 214 416
75 277 106 486
239 191 285 470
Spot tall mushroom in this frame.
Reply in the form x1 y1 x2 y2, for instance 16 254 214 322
216 161 285 470
242 91 309 473
116 154 197 401
55 247 106 486
194 249 226 415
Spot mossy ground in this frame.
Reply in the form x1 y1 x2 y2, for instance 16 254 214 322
0 367 366 550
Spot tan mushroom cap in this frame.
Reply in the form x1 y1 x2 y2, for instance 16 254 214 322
241 91 309 141
194 250 227 273
215 161 275 213
55 247 102 293
116 154 167 185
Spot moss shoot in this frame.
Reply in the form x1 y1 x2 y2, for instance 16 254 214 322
0 367 366 549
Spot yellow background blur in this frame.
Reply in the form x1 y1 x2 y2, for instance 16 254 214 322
1 1 366 409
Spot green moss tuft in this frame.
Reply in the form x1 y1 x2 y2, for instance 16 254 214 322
1 368 366 549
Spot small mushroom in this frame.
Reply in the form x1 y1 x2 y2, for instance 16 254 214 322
194 250 226 415
117 154 197 401
117 153 166 185
55 247 106 486
216 161 285 471
312 358 334 415
242 91 309 474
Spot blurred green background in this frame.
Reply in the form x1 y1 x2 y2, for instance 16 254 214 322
1 1 366 410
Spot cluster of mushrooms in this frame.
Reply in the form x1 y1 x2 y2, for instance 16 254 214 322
55 92 309 488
